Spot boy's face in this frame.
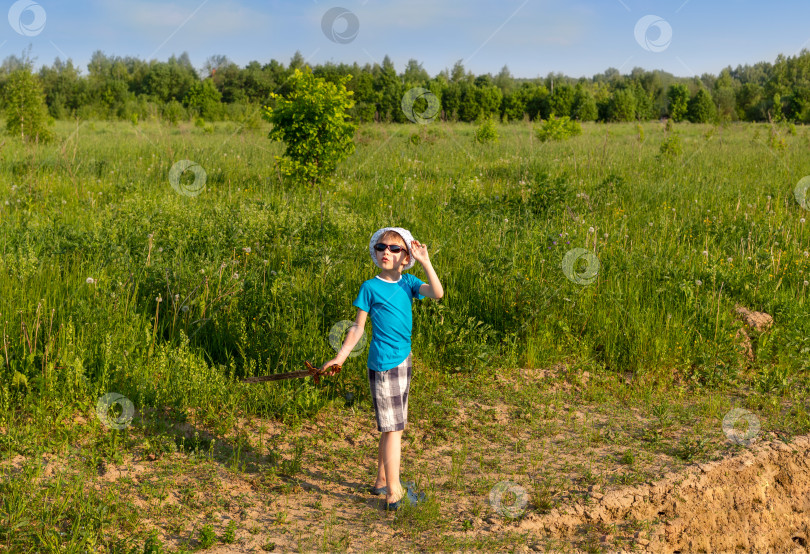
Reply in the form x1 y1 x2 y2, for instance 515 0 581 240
377 235 410 269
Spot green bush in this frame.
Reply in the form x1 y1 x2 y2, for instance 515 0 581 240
263 67 357 188
659 134 683 157
535 115 582 142
474 116 499 143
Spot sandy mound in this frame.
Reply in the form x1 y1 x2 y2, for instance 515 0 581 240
517 434 810 553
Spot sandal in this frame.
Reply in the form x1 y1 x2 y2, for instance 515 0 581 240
385 485 426 511
370 480 414 496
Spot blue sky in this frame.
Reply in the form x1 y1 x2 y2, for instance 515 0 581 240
5 0 810 78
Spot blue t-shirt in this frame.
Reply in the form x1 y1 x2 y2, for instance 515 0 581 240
353 273 426 372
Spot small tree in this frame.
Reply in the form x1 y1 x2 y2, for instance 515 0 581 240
4 66 54 142
687 89 717 123
183 79 222 120
535 115 582 142
263 67 357 188
474 116 498 143
667 84 690 122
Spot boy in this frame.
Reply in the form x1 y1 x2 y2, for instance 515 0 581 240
320 226 444 510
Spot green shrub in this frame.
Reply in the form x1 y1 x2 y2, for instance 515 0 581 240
659 134 683 157
535 115 582 142
263 67 357 188
474 117 499 143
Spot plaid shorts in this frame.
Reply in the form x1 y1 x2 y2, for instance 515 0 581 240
367 352 412 432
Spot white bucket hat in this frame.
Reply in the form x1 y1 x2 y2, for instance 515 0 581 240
369 227 416 271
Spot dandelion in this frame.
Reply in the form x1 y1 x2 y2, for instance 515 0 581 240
271 270 277 276
158 247 163 252
62 200 67 205
648 222 653 227
801 218 806 224
588 227 595 233
695 280 702 286
86 277 95 284
603 233 608 238
156 295 162 302
263 259 269 265
174 294 180 302
243 247 252 254
804 281 809 287
200 269 205 274
805 252 809 257
702 251 708 256
181 305 189 312
747 257 751 261
727 257 733 263
233 273 239 280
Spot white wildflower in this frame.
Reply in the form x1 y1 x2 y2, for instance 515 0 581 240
695 280 702 286
86 277 95 284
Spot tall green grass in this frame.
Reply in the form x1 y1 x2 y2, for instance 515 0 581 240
0 118 808 429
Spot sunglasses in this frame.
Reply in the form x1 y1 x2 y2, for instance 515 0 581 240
374 243 407 254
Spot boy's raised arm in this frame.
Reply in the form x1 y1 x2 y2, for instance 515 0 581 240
411 239 443 300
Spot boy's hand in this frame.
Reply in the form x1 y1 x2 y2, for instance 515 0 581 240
410 240 430 265
320 359 342 376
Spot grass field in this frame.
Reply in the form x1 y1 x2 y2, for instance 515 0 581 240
0 118 809 552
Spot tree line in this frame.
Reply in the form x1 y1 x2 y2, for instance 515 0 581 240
1 48 809 124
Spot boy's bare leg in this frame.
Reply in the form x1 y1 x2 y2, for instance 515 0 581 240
374 432 387 488
384 430 404 503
